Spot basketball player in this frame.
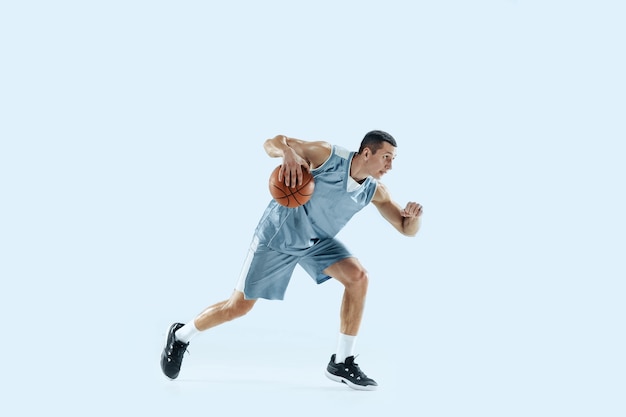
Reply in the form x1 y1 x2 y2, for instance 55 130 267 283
161 130 423 390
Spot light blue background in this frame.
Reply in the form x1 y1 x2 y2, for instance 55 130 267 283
1 1 624 416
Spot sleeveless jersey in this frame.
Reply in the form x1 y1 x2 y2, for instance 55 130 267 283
254 145 378 254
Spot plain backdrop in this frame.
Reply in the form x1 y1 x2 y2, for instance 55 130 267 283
1 1 624 416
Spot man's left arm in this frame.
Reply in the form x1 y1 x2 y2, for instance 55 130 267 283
371 183 423 237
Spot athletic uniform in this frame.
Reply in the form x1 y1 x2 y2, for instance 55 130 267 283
236 145 378 300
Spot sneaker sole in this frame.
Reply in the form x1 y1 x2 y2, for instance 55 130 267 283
161 330 175 380
325 370 378 391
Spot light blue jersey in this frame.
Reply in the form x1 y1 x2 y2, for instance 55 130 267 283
255 145 378 252
237 145 378 300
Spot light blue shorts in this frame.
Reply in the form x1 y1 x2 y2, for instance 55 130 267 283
235 235 353 300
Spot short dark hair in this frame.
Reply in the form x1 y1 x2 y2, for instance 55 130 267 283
358 130 397 154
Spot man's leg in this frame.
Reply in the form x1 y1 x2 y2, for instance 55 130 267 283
194 290 257 330
160 291 256 379
324 257 369 336
323 258 377 390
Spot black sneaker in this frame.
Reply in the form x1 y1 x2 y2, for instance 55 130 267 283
160 323 189 380
325 354 378 391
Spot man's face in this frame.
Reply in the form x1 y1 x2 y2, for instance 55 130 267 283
367 142 397 179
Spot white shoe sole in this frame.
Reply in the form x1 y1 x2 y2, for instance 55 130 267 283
325 370 378 391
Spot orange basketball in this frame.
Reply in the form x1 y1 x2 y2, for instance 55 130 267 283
268 165 315 208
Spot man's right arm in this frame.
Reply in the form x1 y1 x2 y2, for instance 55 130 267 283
264 135 331 187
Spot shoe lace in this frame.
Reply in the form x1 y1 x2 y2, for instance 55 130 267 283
169 340 190 358
345 355 368 379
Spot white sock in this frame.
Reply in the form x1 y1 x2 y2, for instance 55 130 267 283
335 333 357 364
174 320 200 344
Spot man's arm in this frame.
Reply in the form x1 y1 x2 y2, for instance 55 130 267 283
371 182 423 237
263 135 332 187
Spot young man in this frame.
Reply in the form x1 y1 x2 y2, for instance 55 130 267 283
161 130 423 390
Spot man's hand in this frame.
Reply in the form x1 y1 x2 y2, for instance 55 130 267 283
279 147 310 188
401 202 423 218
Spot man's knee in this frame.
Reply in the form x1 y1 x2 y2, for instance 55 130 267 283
339 261 369 289
349 267 369 288
225 293 256 320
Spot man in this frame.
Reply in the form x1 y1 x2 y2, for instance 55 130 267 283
161 130 423 390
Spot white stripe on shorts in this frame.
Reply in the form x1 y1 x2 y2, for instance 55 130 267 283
235 235 259 293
